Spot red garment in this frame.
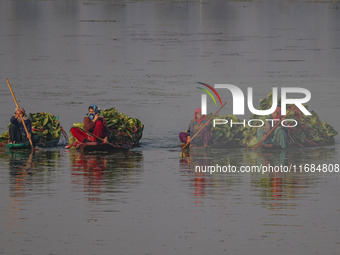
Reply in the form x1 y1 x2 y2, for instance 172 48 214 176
274 107 282 119
91 120 105 139
194 108 207 123
84 116 109 134
71 119 108 143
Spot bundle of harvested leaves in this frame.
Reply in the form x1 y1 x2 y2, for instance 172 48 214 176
0 112 64 145
207 92 337 148
68 107 143 148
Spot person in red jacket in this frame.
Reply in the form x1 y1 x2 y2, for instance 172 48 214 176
71 105 109 143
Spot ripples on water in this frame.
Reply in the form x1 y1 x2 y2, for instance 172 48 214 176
69 150 144 203
179 147 338 209
1 134 339 254
0 0 340 254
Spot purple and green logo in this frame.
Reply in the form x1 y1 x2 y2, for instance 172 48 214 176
196 82 223 114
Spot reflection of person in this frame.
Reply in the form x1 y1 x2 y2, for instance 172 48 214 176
9 108 32 144
179 149 211 204
71 105 110 143
71 153 108 200
8 151 34 199
179 108 211 147
257 107 288 149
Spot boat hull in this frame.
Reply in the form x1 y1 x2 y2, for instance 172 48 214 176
78 142 129 153
5 138 60 150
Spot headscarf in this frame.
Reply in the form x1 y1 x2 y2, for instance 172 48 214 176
273 107 281 119
88 104 101 121
194 108 207 123
15 107 28 120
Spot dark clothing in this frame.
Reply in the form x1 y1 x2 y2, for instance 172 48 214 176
10 116 32 135
9 116 32 143
179 132 189 144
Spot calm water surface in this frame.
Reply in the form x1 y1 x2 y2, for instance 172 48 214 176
0 0 340 254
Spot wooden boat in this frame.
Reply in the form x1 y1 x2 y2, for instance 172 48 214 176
78 142 129 153
5 138 60 150
5 142 31 150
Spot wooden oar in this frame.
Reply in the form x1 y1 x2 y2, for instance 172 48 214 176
77 127 119 148
6 78 34 151
181 102 227 150
254 106 296 149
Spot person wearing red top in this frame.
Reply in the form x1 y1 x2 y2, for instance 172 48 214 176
179 108 211 147
71 105 110 143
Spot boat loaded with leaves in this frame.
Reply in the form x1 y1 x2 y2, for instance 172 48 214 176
180 92 337 150
67 107 144 152
0 112 67 150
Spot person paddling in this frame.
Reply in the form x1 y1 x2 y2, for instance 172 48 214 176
179 108 211 148
9 108 33 144
71 105 109 144
256 107 288 149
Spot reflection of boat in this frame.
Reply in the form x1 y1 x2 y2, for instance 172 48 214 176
77 142 129 153
69 149 143 202
4 149 62 193
180 146 338 208
5 138 60 150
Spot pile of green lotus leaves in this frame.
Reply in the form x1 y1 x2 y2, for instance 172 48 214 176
0 112 63 145
68 107 143 148
0 131 9 144
29 113 63 143
209 92 337 148
211 115 258 148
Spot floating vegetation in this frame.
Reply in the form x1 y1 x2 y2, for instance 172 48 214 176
68 107 143 148
209 92 337 148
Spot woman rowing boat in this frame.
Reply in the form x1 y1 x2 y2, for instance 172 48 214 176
179 108 211 148
256 107 288 149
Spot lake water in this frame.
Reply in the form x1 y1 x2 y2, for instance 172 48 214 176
0 0 340 254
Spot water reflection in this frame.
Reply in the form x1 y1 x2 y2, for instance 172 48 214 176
69 150 143 203
3 149 63 198
180 147 338 209
179 148 211 205
0 148 63 234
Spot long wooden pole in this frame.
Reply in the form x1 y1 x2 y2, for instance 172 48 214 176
254 106 296 149
181 102 227 150
77 127 118 148
6 78 34 150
